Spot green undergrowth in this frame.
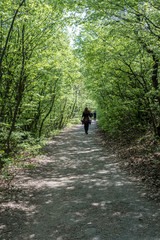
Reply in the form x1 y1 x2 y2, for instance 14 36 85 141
0 119 80 181
0 140 44 180
0 128 64 180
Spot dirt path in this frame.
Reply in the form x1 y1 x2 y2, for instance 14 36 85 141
0 122 160 240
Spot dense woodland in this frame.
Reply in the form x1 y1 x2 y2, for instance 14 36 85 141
0 0 160 169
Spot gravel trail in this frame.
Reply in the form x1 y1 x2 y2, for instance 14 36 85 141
0 122 160 240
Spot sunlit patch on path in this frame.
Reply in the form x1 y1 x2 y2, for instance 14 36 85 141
0 122 160 240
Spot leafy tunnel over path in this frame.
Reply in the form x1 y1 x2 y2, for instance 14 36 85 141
0 122 160 240
1 0 160 156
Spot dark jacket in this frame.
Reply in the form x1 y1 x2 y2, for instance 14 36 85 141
82 111 91 124
82 111 91 119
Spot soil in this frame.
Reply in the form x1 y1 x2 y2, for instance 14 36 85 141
0 122 160 240
98 128 160 202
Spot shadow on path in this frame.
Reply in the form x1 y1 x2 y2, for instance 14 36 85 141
0 122 160 240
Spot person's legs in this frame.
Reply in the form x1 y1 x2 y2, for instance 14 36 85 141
84 123 89 134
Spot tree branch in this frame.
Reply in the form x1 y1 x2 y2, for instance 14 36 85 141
0 0 26 80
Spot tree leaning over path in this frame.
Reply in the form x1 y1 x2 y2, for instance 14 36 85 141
0 0 26 82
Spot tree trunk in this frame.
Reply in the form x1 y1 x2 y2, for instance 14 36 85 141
39 80 58 138
0 0 26 84
6 24 26 152
58 98 67 129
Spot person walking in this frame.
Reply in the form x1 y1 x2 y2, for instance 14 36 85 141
82 107 92 134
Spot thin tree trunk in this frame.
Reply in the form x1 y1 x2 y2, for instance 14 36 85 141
6 24 26 152
70 91 78 118
58 98 67 129
151 55 160 105
0 0 25 83
39 80 58 138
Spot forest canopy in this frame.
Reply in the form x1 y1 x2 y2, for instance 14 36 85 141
0 0 160 164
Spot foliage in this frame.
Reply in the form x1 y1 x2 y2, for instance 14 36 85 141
73 0 160 137
0 0 90 161
0 0 160 169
